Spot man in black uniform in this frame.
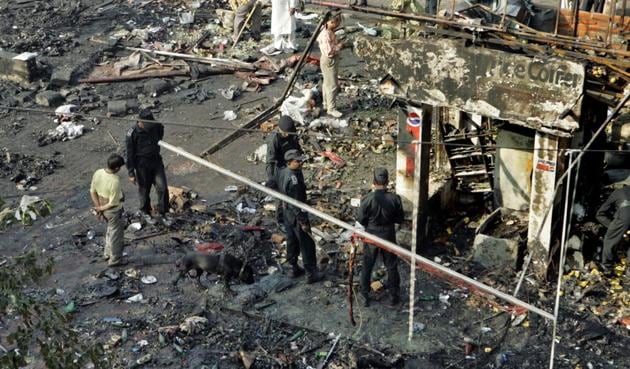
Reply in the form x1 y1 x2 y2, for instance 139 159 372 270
596 185 630 270
358 168 405 307
266 115 302 225
126 109 169 221
279 149 324 284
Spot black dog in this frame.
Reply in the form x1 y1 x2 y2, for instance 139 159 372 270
173 252 255 294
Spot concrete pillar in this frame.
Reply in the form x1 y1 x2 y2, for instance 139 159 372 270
494 126 535 211
527 132 560 276
396 104 432 246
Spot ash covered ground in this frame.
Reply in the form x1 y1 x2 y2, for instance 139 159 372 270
0 1 628 368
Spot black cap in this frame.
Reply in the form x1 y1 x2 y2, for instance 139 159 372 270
373 167 389 185
284 149 305 162
278 115 296 133
138 109 155 121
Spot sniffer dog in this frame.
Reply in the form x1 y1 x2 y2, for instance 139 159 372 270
173 252 255 294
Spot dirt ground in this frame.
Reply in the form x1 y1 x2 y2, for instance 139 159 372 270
1 0 629 368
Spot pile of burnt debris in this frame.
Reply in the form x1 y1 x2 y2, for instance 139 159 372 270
0 147 62 190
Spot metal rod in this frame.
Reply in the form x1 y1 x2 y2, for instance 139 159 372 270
572 0 580 37
280 12 331 102
200 13 330 157
408 116 423 341
622 0 627 30
158 140 555 321
554 0 563 35
606 0 617 46
123 46 256 70
305 1 630 58
548 151 574 369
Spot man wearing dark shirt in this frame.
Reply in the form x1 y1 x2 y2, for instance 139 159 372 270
278 149 324 284
266 115 302 225
126 109 169 220
596 185 630 268
358 168 405 307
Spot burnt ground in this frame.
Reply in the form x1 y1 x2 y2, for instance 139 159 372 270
1 1 629 368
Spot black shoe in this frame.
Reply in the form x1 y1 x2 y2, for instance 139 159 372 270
306 271 325 284
383 295 401 308
290 265 305 278
360 293 370 307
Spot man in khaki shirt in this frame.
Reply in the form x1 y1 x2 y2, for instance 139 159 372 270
90 154 126 266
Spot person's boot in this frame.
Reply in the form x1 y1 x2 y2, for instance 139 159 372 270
327 109 343 118
383 294 401 308
360 293 370 307
306 270 325 284
290 264 305 278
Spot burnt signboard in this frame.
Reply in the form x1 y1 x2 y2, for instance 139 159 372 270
355 37 585 135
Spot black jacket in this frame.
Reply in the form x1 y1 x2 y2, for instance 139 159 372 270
596 186 630 227
126 123 164 177
265 132 302 184
358 189 405 235
279 167 308 224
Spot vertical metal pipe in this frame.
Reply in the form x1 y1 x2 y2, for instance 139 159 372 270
606 0 617 46
554 0 564 35
548 151 574 369
622 0 627 30
572 0 580 37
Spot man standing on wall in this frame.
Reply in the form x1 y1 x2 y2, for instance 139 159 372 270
317 14 344 118
90 154 126 267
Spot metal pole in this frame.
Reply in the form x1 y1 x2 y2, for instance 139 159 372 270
572 0 580 37
554 0 563 35
530 92 630 259
606 0 617 46
158 140 555 321
548 151 574 369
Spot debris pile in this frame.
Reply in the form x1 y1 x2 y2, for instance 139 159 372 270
0 148 62 190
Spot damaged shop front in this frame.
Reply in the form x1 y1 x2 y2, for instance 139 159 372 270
356 36 596 276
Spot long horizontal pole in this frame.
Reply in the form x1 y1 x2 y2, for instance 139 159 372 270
159 140 555 321
123 46 256 71
305 1 630 59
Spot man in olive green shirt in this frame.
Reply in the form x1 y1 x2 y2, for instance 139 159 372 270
90 154 126 266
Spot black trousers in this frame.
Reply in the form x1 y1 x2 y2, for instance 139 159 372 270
270 166 286 223
360 229 400 298
284 215 317 273
425 0 437 15
136 156 169 215
602 207 630 264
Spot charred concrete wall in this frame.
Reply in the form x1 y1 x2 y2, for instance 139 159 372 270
355 37 586 136
494 125 535 211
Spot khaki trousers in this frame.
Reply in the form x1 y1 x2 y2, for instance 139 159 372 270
233 0 261 40
320 55 339 111
103 207 124 264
